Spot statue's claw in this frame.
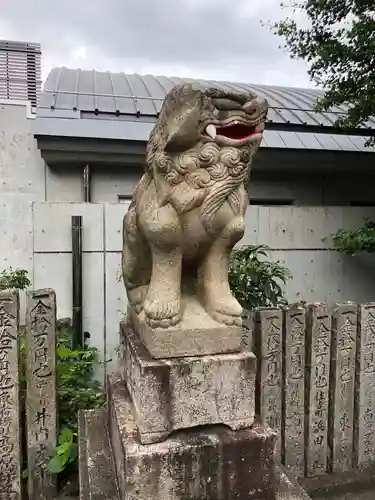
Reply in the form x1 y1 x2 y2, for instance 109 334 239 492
209 310 242 327
144 298 181 328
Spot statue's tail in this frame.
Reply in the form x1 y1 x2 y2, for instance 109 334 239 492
201 176 244 234
128 172 152 212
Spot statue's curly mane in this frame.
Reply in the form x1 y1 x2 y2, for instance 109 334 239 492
146 140 256 233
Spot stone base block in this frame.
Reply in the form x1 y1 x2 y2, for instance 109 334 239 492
79 408 312 500
117 326 256 444
128 294 242 358
108 378 277 500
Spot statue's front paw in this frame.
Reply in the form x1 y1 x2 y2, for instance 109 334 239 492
210 310 242 327
206 295 243 326
143 298 181 328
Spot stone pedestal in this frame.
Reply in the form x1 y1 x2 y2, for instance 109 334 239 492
118 323 256 444
79 323 279 500
128 296 242 358
108 374 276 500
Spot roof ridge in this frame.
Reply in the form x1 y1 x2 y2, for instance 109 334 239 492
46 66 322 94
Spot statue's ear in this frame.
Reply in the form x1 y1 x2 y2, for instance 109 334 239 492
164 86 203 152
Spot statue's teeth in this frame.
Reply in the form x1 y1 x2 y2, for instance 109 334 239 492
206 124 216 139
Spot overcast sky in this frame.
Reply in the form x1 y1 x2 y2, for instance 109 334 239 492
1 0 314 88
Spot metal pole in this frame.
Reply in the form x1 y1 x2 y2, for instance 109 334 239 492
71 215 83 348
83 164 91 203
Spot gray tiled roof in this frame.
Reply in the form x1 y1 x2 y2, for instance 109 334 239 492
34 67 375 152
38 67 375 129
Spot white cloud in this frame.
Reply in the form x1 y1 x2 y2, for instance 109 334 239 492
2 0 314 88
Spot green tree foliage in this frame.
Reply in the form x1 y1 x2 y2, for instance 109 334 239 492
0 267 30 290
229 245 292 310
326 219 375 254
269 0 375 144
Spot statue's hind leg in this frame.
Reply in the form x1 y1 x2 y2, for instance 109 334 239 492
122 208 151 313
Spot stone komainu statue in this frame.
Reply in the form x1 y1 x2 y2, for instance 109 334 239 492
122 83 268 329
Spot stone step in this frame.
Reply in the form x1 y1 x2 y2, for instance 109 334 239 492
107 375 276 500
300 467 375 499
79 404 312 500
78 408 120 500
79 408 375 500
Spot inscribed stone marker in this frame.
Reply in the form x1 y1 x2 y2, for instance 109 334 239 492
255 307 283 454
357 303 375 468
329 303 357 473
26 289 57 500
0 290 21 500
305 303 331 477
283 304 306 477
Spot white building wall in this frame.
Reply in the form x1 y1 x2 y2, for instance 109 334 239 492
249 174 324 204
0 100 46 317
90 166 141 203
46 166 83 202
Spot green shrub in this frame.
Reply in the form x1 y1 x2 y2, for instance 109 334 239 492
326 220 375 255
229 245 292 310
0 267 30 290
47 320 106 474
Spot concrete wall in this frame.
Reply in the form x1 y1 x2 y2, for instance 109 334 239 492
29 203 375 373
0 100 46 315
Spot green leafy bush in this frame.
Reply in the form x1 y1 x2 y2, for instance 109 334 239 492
0 267 30 290
48 427 77 476
47 320 106 474
229 245 292 310
326 220 375 255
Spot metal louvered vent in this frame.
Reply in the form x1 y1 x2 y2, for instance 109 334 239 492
0 39 42 108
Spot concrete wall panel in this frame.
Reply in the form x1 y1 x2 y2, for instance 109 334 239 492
33 202 104 252
33 252 105 378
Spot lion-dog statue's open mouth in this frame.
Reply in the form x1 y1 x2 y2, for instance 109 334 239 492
122 83 268 329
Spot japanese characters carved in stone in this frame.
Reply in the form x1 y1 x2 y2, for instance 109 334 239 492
122 83 268 328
